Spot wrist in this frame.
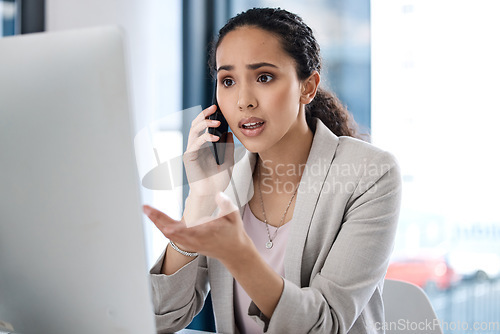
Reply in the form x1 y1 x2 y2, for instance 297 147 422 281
219 235 258 270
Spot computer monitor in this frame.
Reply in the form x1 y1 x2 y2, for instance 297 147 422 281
0 26 156 334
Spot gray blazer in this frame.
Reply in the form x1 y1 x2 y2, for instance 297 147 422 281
150 118 402 334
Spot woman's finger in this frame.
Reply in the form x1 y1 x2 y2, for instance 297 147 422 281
186 127 220 155
183 132 220 164
188 118 220 145
186 105 217 147
202 104 218 118
166 225 208 250
192 104 217 125
143 205 183 234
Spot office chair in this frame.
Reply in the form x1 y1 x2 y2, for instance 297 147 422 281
382 279 443 334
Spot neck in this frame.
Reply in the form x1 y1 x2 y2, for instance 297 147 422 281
256 117 314 185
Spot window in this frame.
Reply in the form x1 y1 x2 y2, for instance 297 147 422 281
0 0 19 37
372 1 500 331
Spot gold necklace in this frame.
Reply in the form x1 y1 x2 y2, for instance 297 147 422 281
257 162 299 249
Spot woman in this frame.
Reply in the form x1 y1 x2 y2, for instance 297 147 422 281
144 7 402 334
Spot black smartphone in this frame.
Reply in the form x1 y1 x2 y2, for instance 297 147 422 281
207 81 229 165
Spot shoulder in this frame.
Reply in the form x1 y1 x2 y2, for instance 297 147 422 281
311 117 398 170
334 136 399 172
323 136 401 200
308 118 400 188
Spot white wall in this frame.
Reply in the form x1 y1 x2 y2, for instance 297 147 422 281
46 0 182 265
46 0 182 132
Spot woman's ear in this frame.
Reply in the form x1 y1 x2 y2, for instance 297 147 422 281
300 71 320 104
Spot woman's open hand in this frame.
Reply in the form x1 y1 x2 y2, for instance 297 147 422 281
144 192 252 262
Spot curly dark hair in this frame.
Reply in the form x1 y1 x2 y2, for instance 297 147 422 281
209 7 361 139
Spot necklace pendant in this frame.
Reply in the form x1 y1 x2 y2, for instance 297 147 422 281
266 241 273 249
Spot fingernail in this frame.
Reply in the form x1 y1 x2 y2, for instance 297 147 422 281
143 205 152 215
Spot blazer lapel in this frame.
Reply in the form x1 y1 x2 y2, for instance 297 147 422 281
283 119 339 287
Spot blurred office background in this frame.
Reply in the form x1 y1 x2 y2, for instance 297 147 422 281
2 0 499 332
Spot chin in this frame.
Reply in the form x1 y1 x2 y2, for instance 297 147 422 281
241 142 261 154
238 139 265 154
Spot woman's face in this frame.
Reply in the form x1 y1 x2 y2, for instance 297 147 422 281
215 26 306 154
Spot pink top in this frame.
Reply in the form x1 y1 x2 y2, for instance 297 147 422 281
233 203 292 334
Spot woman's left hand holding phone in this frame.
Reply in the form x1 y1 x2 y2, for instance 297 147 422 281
143 105 241 273
180 104 235 228
183 105 234 199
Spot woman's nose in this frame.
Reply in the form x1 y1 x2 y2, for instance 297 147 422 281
237 86 257 110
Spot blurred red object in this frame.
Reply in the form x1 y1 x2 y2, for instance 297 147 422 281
385 256 460 291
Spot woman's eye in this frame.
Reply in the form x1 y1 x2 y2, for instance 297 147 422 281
222 78 235 87
257 74 273 83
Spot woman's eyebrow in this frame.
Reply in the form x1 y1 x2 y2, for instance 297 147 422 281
246 62 278 70
217 65 233 72
217 62 278 73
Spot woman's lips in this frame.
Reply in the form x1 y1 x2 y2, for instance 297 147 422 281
238 117 266 128
240 121 265 137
